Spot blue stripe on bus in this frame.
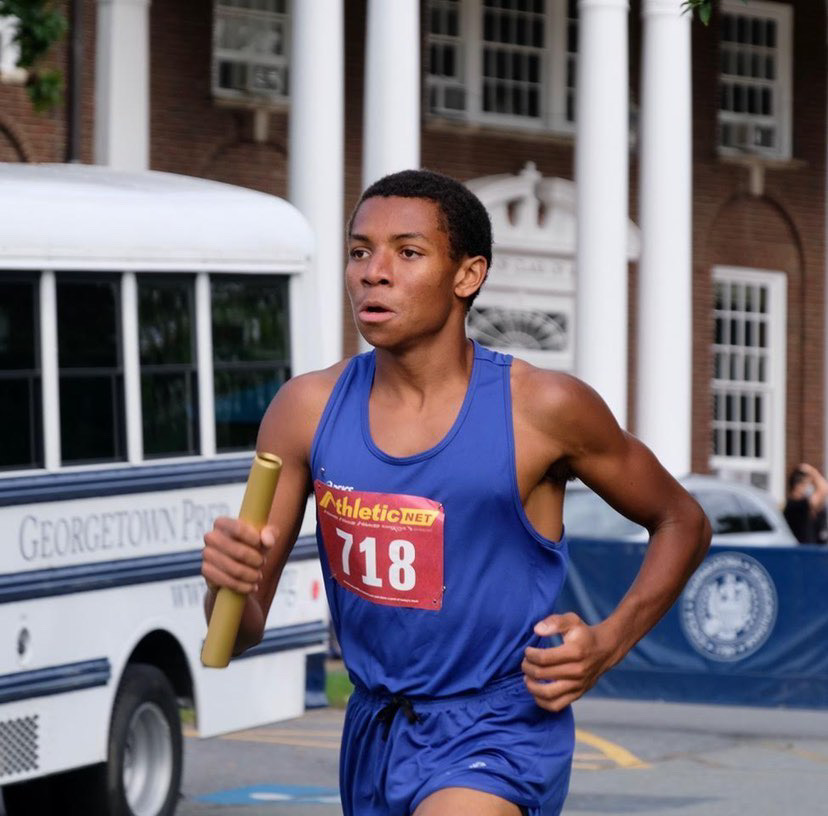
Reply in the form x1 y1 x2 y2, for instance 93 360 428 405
0 659 111 705
0 536 318 604
0 457 254 507
0 619 328 703
237 621 329 660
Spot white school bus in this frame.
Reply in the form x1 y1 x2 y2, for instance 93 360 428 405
0 164 327 816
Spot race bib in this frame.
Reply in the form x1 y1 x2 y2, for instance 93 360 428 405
314 481 444 610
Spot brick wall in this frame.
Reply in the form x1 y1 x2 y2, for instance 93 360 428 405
413 0 826 483
691 0 826 478
150 0 289 195
1 0 822 482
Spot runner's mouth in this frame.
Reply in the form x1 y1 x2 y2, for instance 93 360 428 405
359 304 395 322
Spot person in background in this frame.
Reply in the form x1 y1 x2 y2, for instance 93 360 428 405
783 463 828 545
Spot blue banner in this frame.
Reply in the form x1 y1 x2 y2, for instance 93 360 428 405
558 540 828 709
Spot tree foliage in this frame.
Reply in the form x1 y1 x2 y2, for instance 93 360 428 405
0 0 67 113
683 0 750 26
682 1 714 25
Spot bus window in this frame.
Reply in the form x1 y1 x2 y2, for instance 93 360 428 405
212 275 291 451
57 275 126 464
138 274 199 457
0 276 42 470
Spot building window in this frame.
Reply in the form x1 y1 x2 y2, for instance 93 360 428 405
428 0 466 114
138 276 199 458
57 275 126 464
0 276 41 469
212 0 290 104
710 268 786 498
211 276 291 452
718 0 792 159
427 0 577 133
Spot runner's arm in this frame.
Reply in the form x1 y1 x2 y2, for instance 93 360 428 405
522 375 712 711
201 371 333 656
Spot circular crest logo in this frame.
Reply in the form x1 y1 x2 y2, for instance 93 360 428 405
680 552 777 662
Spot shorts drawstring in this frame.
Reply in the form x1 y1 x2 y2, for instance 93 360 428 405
375 695 421 741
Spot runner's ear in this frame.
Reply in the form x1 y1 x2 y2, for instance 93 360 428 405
453 256 487 301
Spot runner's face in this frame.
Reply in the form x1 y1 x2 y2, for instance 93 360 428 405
346 196 461 349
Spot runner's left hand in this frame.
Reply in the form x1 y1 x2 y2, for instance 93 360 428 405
521 612 614 712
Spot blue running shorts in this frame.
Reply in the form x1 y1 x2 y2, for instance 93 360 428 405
339 674 574 816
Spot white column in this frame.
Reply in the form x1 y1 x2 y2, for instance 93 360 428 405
289 0 344 370
574 0 630 427
196 272 216 457
121 272 143 463
362 0 420 188
40 272 61 471
94 0 150 170
636 0 692 475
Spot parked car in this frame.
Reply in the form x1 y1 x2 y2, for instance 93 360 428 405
563 474 797 546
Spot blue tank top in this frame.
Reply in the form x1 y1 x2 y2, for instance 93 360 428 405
311 341 569 697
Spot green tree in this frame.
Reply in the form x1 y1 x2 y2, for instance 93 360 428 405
0 0 67 113
683 0 749 26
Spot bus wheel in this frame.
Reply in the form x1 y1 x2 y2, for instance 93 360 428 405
100 663 183 816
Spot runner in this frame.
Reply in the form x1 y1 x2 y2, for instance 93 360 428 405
202 169 712 816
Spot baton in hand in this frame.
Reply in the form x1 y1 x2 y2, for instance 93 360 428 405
201 452 283 668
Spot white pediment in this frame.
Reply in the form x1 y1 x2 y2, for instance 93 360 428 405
466 161 640 372
467 162 640 261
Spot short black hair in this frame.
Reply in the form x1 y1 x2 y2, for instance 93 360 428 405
349 169 492 307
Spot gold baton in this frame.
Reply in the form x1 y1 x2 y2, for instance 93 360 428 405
201 452 283 668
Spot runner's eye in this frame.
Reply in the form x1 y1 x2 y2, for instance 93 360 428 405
349 248 370 260
401 248 422 260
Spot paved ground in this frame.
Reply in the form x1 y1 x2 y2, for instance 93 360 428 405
178 697 828 815
2 695 824 814
564 698 828 815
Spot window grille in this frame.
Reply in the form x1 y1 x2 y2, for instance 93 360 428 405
426 0 576 133
711 269 786 494
481 0 546 119
718 1 792 158
428 0 466 115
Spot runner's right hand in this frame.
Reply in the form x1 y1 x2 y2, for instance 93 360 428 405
201 517 277 595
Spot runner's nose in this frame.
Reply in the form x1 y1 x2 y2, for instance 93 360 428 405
362 251 392 286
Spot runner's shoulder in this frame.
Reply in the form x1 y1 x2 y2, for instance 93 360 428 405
281 359 350 405
259 359 352 449
510 356 611 432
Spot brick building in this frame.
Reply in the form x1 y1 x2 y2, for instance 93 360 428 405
0 0 823 503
